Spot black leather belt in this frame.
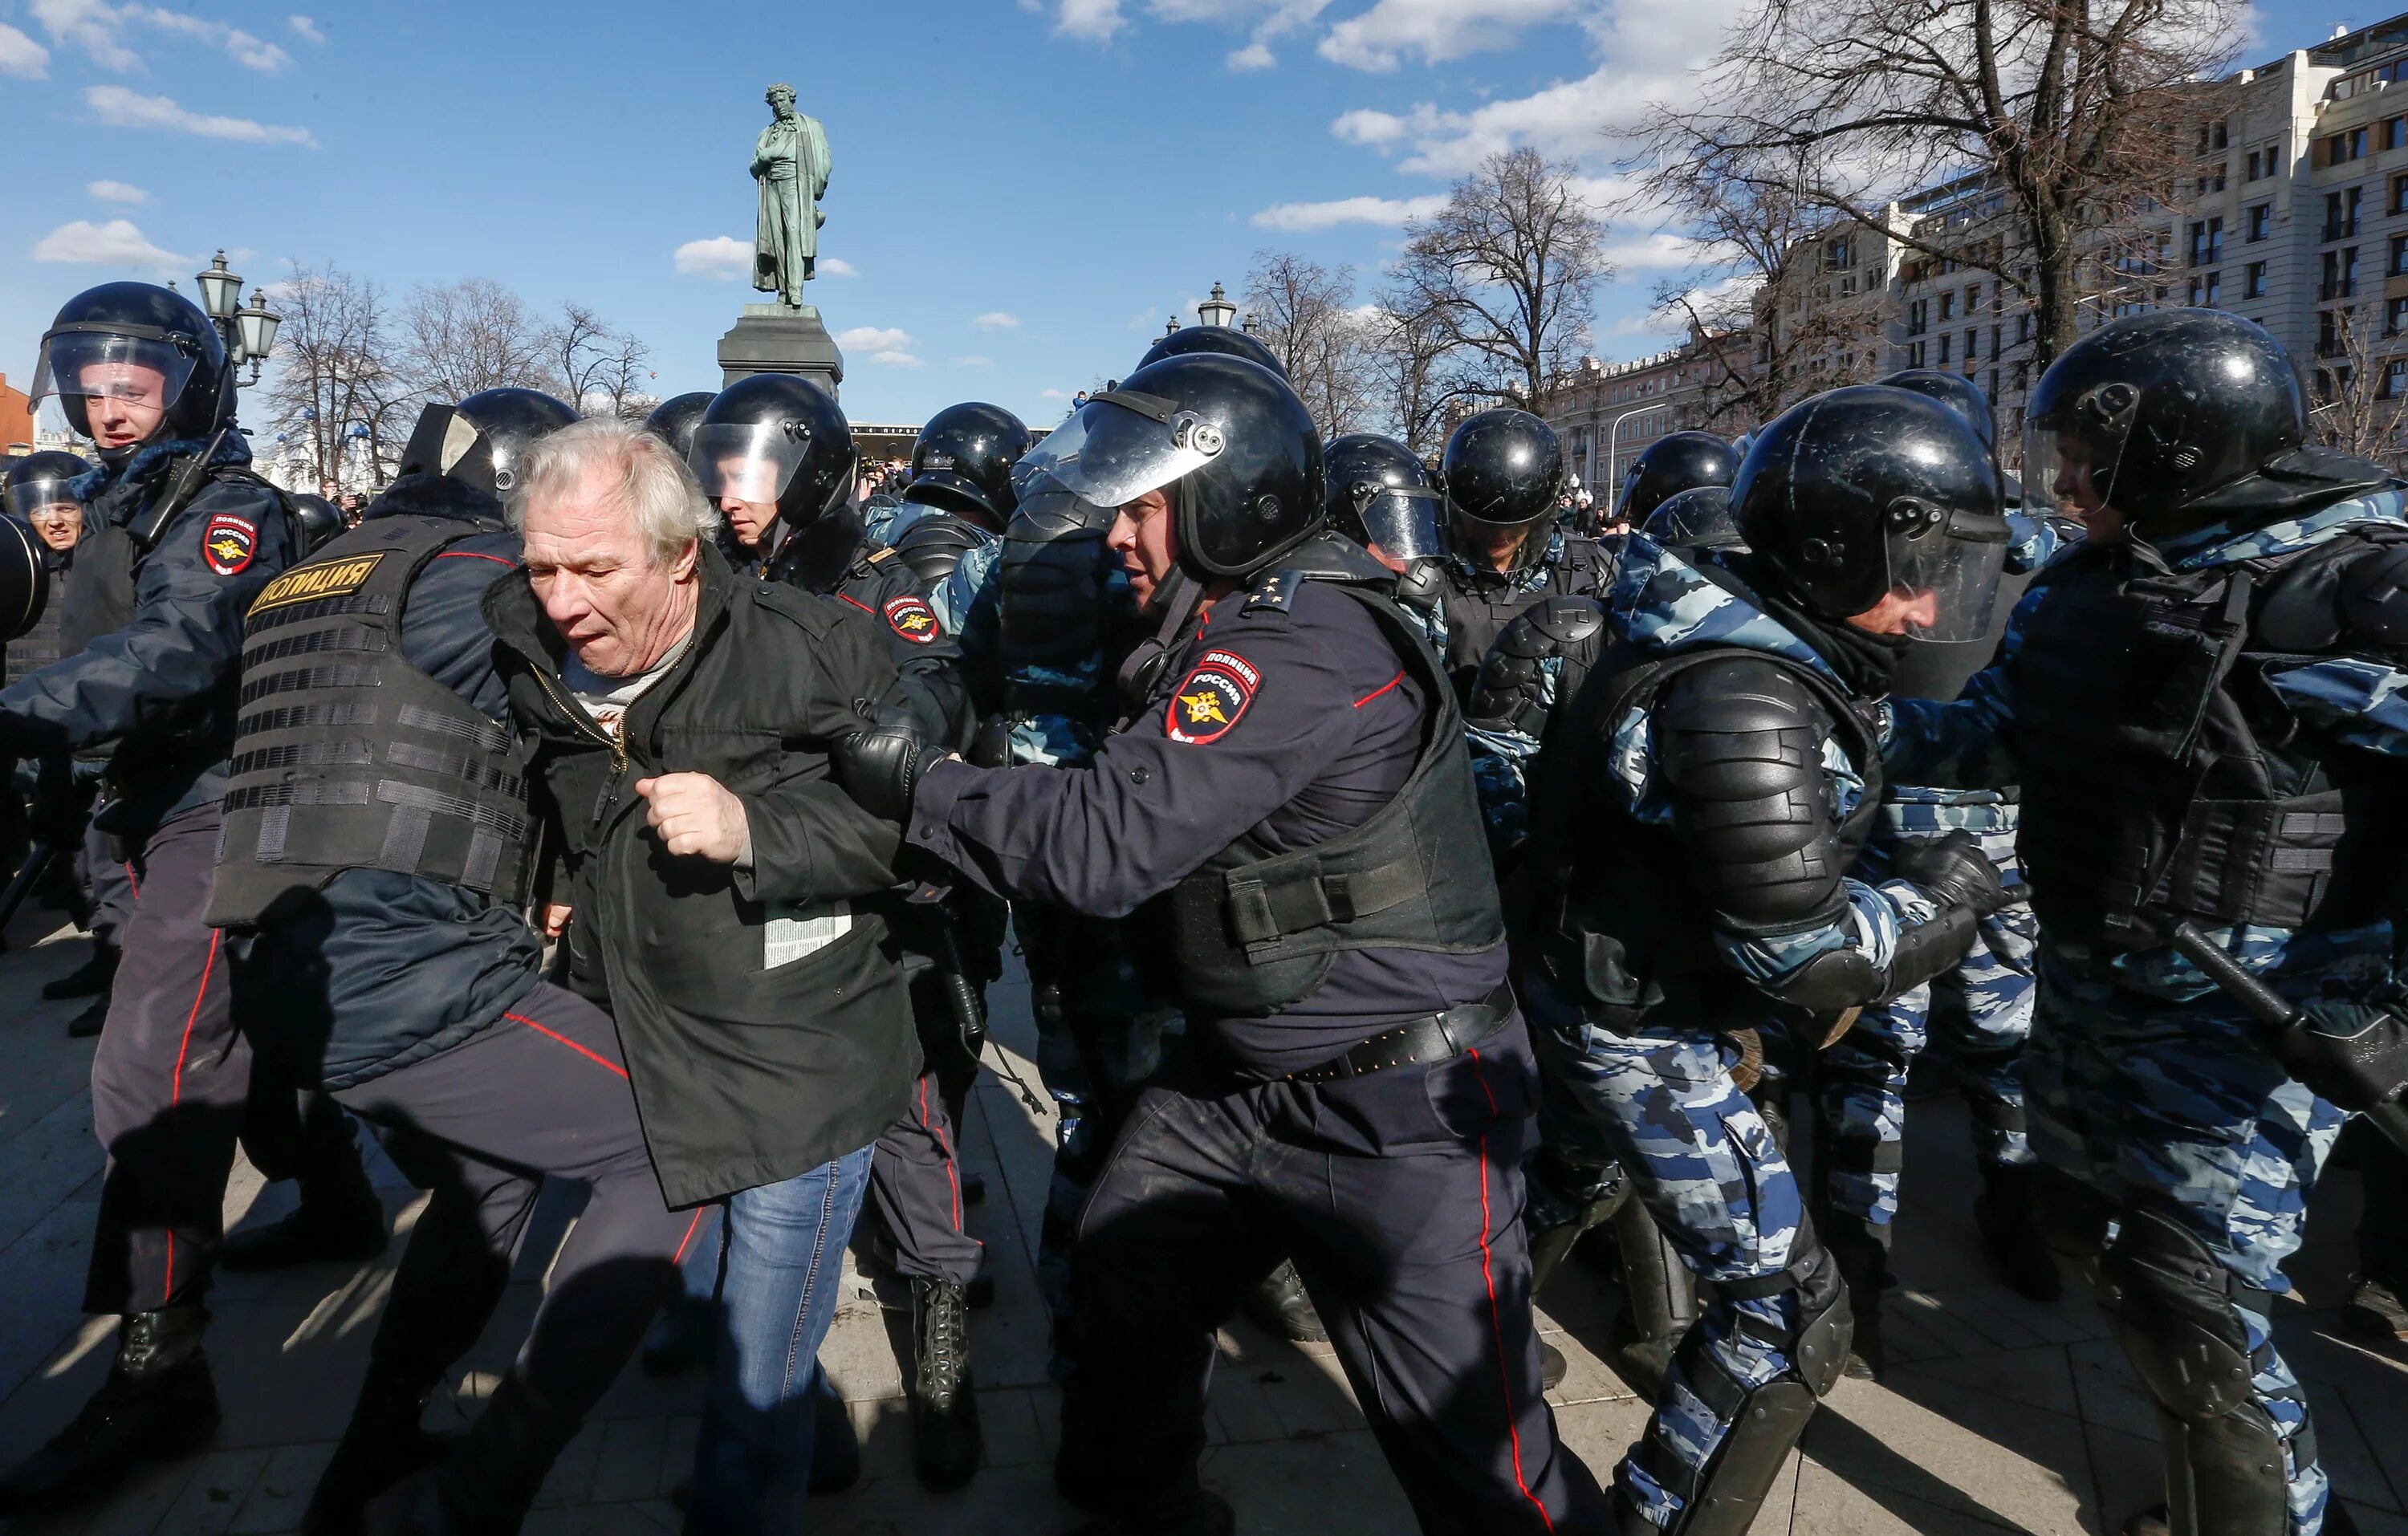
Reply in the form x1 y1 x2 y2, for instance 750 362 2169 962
1287 984 1515 1083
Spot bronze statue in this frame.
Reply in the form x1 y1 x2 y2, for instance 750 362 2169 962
752 83 831 307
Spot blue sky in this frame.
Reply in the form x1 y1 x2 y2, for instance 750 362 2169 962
0 0 2364 429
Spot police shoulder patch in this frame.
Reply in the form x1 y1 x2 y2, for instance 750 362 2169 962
250 550 386 615
1165 648 1259 746
202 513 258 576
883 594 942 644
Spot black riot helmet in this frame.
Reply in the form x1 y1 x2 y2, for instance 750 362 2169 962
1615 430 1739 526
909 402 1032 529
2023 309 2333 534
1442 408 1565 572
1323 433 1444 563
688 372 858 530
289 494 347 554
3 451 95 521
1137 325 1287 380
1016 353 1321 580
642 392 715 461
0 516 49 642
1733 384 2009 644
1641 485 1745 554
398 388 579 496
1877 369 1996 453
33 282 230 444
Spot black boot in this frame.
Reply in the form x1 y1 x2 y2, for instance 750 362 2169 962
67 996 109 1038
0 1306 220 1518
363 1372 576 1536
304 1375 449 1536
909 1277 982 1492
43 942 119 999
1824 1216 1891 1382
1974 1162 2062 1302
1238 1260 1326 1343
222 1156 388 1272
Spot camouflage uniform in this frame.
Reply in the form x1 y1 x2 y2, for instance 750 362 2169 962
1885 492 2408 1536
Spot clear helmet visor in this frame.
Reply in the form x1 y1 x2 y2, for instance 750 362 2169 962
2017 417 2125 528
689 421 812 506
31 331 197 416
1015 391 1222 511
1353 486 1444 563
1448 500 1552 572
1641 485 1743 552
1882 498 2011 644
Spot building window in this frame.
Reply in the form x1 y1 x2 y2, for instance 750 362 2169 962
1991 323 2002 358
2395 173 2408 216
2245 260 2268 299
2247 202 2272 242
2247 148 2267 180
2325 126 2371 165
2386 359 2408 398
1938 334 1952 364
2196 170 2228 195
1906 299 1928 335
1907 340 1926 368
1966 327 1980 360
2320 309 2341 356
2190 272 2221 307
2391 295 2408 335
2189 218 2223 266
2326 187 2362 241
2016 313 2033 343
1939 291 1956 321
1965 282 1980 311
2390 117 2408 151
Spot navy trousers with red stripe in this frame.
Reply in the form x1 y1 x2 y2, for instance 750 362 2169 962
1057 1014 1608 1535
863 972 986 1287
332 982 698 1420
84 804 356 1315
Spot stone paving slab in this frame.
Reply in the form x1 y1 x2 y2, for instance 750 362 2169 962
0 897 2402 1535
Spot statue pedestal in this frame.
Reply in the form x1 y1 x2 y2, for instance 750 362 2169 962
718 303 845 395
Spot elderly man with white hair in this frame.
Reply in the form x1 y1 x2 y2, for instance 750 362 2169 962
480 418 921 1536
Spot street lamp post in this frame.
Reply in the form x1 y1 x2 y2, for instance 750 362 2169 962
194 250 280 385
1198 282 1236 329
1603 402 1673 497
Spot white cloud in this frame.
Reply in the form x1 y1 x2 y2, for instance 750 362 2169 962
1332 108 1408 147
137 9 291 71
820 257 860 277
87 179 148 204
34 0 138 68
1319 0 1579 71
36 2 294 71
1056 0 1125 40
288 14 323 43
1227 40 1275 67
950 354 995 368
1601 231 1714 270
86 85 316 145
836 326 914 351
972 311 1022 331
1251 193 1446 230
1040 388 1077 399
0 22 49 76
673 235 751 279
33 217 189 267
868 350 925 368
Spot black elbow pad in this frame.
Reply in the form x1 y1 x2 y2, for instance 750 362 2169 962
1658 658 1849 933
1763 945 1885 1014
1879 905 1980 999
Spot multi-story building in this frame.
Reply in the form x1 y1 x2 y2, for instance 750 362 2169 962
1532 329 1752 497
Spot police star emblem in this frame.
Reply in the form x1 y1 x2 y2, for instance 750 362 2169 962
202 513 258 576
1165 648 1259 745
883 595 942 644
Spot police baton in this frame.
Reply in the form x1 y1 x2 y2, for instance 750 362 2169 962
0 841 60 953
2168 921 2408 1156
905 881 987 1060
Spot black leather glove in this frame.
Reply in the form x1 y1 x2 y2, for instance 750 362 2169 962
2276 998 2408 1113
1892 830 2008 917
832 701 945 825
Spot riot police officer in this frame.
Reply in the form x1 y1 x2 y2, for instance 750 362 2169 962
641 390 715 461
836 353 1609 1536
1612 430 1739 530
1888 309 2408 1536
1322 431 1445 579
877 403 1031 633
0 282 378 1514
1522 385 2012 1532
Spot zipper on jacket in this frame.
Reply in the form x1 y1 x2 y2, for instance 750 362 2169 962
527 662 630 827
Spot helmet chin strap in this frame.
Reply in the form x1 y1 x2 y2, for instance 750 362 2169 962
1113 567 1205 723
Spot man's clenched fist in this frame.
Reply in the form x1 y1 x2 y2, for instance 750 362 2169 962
636 773 750 864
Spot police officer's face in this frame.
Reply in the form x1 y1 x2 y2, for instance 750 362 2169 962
1845 586 1942 636
1108 488 1178 606
523 467 703 678
712 456 782 548
78 362 170 449
27 500 80 552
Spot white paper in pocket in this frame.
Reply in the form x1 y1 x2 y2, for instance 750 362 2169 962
764 900 852 969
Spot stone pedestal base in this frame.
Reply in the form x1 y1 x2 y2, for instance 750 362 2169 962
718 303 845 394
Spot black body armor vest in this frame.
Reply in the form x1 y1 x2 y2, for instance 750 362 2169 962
2012 533 2408 952
1527 643 1885 1030
1161 559 1506 1018
206 514 535 927
1438 536 1609 698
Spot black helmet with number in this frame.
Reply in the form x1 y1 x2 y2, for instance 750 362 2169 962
289 494 347 554
642 392 715 461
1615 430 1739 526
1137 325 1287 380
2021 309 2361 534
1442 408 1564 571
2 451 95 521
688 373 857 530
32 282 230 444
1641 484 1745 554
398 388 580 496
1016 353 1320 580
1323 433 1443 562
0 515 47 642
909 402 1031 528
1734 384 2008 644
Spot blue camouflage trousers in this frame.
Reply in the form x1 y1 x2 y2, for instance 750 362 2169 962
1818 904 2040 1228
1526 974 1810 1528
2028 948 2348 1536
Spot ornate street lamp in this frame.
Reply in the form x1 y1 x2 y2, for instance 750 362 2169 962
1163 315 1181 337
1198 281 1236 329
234 288 281 384
195 250 242 324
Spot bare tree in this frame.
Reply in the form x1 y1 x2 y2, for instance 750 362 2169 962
401 278 552 403
2309 302 2408 469
1360 292 1456 453
1242 251 1372 437
1627 0 2243 367
545 303 657 420
1395 148 1611 411
261 262 415 489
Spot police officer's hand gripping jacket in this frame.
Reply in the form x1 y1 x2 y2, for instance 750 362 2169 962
835 702 946 824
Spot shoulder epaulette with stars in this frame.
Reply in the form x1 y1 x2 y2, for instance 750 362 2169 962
1243 567 1303 615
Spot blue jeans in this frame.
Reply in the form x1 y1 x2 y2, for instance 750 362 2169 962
685 1145 873 1536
